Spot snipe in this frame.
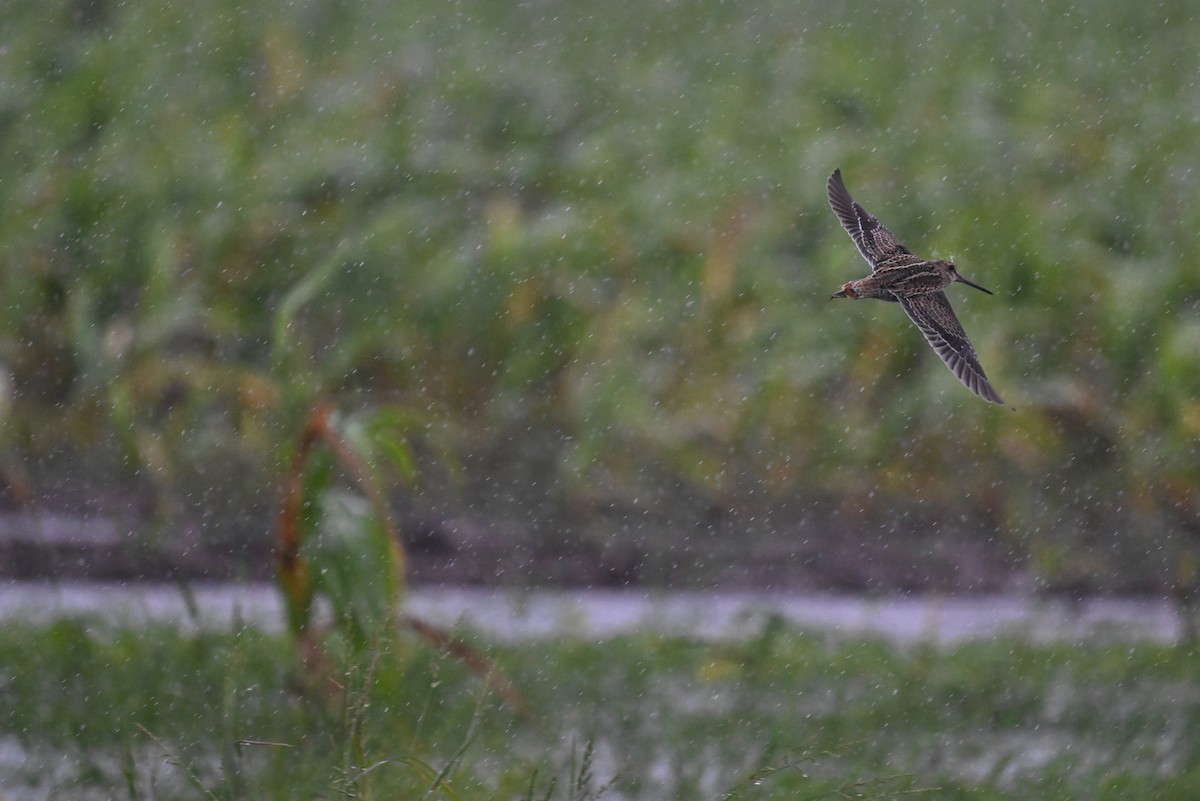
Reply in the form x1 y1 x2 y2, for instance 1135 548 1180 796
827 168 1005 405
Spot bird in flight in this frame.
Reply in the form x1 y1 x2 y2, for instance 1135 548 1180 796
826 168 1005 405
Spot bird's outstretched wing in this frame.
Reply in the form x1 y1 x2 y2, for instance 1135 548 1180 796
827 168 912 271
898 291 1004 405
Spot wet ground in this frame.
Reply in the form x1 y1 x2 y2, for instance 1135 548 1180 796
0 504 1030 594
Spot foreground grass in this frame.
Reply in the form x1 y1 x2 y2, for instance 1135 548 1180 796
3 618 1200 800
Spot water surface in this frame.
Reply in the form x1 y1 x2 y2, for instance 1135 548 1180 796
0 582 1185 643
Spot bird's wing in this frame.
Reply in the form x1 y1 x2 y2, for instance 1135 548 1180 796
827 168 912 271
898 291 1004 405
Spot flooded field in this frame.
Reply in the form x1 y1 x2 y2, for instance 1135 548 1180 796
4 582 1198 800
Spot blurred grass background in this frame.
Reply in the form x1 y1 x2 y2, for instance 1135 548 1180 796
3 0 1200 591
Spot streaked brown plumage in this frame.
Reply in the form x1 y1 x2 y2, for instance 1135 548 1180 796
827 168 1004 405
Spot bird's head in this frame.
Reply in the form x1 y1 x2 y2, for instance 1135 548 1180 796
948 263 994 295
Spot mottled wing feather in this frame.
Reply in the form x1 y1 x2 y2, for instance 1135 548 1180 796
827 169 912 271
898 292 1005 405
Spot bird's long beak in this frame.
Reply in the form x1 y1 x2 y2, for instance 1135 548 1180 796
955 274 994 295
830 289 848 299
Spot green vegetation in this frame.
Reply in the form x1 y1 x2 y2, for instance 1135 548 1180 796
3 0 1200 588
3 618 1200 799
8 2 1200 795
